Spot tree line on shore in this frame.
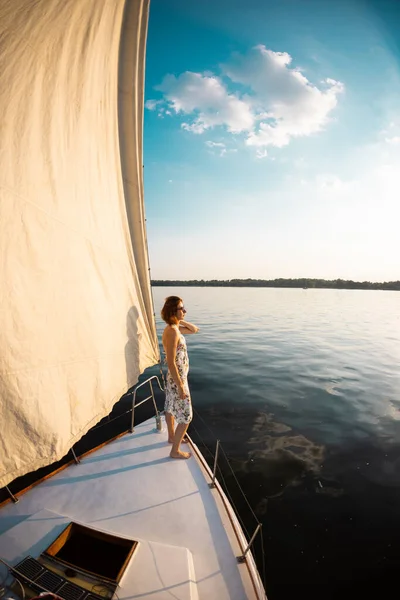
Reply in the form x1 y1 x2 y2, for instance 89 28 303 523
151 278 400 290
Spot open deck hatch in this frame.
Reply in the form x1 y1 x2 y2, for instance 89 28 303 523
43 522 138 584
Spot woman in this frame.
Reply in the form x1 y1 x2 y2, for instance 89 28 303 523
161 296 199 459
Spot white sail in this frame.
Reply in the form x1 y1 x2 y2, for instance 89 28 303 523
0 0 158 488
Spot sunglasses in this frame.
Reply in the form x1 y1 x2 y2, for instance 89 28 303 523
177 306 187 312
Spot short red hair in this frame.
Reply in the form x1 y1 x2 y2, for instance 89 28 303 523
161 296 183 325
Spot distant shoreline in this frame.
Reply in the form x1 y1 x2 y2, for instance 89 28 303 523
152 278 400 291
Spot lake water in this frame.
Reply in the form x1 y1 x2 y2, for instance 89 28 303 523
150 286 400 599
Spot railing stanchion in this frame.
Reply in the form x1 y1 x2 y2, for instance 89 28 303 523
209 439 220 488
5 486 19 503
130 390 137 433
71 447 80 465
237 523 262 563
129 376 164 434
150 379 159 417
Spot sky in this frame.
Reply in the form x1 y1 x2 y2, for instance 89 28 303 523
143 0 400 281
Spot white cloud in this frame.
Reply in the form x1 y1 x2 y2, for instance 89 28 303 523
206 141 226 148
224 46 343 147
145 99 162 111
204 140 238 157
205 140 228 157
385 136 400 144
256 149 268 159
156 72 254 134
147 46 344 152
315 174 354 193
182 121 207 134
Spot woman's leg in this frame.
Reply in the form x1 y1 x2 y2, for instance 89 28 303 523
165 411 175 442
170 423 191 459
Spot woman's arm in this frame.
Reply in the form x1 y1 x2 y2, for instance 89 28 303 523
163 327 187 398
179 319 199 334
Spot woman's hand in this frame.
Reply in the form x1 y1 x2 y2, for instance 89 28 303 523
179 319 199 334
178 385 188 399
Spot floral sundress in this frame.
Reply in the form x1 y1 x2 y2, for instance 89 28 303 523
164 326 192 424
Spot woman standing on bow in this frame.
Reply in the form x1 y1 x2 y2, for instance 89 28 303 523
161 296 199 459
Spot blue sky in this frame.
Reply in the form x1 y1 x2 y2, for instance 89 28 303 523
143 0 400 281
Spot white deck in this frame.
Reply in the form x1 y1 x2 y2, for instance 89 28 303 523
0 417 265 600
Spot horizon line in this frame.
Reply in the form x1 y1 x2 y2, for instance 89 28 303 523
151 277 400 285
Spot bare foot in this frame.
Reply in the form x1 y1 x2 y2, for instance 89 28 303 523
170 450 192 459
168 436 188 444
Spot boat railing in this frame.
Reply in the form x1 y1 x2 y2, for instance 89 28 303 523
188 408 266 590
2 375 266 594
127 377 266 594
208 438 263 563
128 375 164 433
1 375 165 504
99 375 265 588
64 375 164 467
